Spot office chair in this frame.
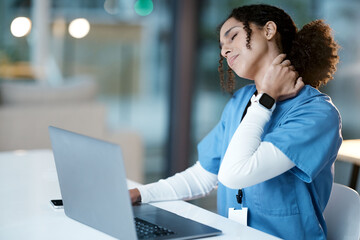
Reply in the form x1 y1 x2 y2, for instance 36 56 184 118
324 183 360 240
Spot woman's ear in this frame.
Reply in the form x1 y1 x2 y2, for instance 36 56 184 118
264 21 277 40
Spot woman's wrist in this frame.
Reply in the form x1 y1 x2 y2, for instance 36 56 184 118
252 92 276 111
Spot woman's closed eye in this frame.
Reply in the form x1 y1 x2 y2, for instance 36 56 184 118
231 33 238 41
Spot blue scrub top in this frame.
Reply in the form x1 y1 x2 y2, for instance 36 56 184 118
198 84 342 240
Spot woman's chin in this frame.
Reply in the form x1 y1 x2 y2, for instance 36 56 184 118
233 70 254 81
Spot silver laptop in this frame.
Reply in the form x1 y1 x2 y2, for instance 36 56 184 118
49 126 221 239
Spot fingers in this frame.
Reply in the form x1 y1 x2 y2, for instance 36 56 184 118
293 77 304 98
262 54 304 101
286 62 298 79
280 60 291 67
272 53 287 65
277 77 304 102
274 54 294 71
294 70 299 79
292 69 299 79
295 77 304 90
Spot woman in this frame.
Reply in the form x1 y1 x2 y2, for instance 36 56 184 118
130 4 342 239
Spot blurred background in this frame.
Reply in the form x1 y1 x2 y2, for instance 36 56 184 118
0 0 359 212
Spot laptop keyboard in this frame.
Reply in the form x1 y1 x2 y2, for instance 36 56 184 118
135 217 175 239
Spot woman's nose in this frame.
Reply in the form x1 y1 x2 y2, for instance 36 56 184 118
221 47 231 58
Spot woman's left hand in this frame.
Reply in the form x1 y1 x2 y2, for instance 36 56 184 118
257 53 304 101
129 188 142 205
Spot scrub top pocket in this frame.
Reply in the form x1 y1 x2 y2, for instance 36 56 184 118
253 171 300 216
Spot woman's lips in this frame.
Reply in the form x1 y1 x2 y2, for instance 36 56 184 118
228 54 239 68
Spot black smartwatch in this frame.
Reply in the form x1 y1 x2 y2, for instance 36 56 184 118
257 93 275 110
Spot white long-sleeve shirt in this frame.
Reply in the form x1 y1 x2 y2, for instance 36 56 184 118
138 95 295 203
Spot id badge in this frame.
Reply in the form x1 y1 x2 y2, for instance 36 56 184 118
228 207 248 226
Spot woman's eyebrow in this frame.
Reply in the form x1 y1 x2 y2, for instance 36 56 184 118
219 26 241 49
224 26 241 37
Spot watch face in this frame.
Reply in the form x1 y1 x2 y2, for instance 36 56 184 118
259 93 275 109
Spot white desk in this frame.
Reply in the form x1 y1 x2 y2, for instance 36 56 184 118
0 150 280 239
337 139 360 189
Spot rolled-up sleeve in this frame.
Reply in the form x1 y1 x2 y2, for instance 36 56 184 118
263 99 342 182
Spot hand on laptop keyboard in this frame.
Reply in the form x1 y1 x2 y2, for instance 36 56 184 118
129 188 142 205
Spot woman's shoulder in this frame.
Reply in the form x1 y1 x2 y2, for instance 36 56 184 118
298 86 337 109
285 85 341 122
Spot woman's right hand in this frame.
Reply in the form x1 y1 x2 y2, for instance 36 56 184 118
257 53 304 101
129 188 142 204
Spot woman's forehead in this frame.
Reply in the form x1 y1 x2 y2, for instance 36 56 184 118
220 18 243 37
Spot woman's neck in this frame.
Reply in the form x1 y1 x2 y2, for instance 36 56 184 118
253 49 282 86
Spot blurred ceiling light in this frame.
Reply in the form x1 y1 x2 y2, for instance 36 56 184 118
104 0 119 15
134 0 153 16
68 18 90 39
10 17 32 37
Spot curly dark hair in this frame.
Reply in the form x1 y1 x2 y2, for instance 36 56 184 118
218 4 340 93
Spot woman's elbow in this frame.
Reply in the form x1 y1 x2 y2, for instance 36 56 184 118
218 167 243 189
